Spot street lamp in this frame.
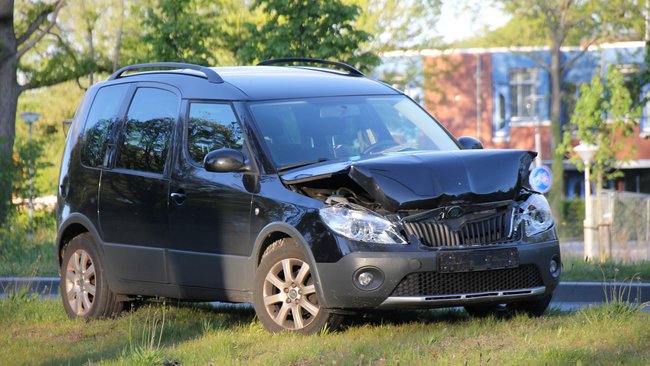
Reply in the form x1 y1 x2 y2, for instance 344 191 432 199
574 142 598 261
20 112 40 221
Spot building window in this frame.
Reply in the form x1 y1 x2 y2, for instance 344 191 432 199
643 90 650 136
509 68 537 119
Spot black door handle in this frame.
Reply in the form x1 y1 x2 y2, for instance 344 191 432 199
170 191 186 204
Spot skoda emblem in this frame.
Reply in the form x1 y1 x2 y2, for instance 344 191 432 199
447 206 463 218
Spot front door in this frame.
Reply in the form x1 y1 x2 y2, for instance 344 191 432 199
98 85 180 283
167 101 253 290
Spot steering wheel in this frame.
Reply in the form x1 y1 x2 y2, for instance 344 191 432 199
361 140 399 154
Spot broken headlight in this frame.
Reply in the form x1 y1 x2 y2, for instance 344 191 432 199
319 204 406 244
516 194 554 237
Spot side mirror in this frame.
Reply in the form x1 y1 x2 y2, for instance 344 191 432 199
204 148 247 172
458 136 484 150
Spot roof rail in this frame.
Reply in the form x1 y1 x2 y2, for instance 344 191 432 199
257 58 365 77
108 62 224 83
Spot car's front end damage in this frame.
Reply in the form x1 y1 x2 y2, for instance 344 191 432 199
281 149 561 311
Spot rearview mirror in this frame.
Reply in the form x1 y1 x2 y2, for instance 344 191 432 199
458 136 484 150
204 148 247 172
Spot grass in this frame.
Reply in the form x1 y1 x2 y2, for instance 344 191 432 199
561 257 650 282
0 298 648 366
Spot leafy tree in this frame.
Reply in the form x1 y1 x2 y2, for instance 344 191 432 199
560 68 640 183
0 0 68 225
123 0 227 65
352 0 442 51
559 68 640 259
478 0 641 222
240 0 380 72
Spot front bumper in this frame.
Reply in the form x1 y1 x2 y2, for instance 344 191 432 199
315 240 560 310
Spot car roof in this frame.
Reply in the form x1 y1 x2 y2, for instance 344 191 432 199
98 65 400 101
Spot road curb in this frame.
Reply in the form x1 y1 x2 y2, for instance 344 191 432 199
1 277 649 304
552 281 650 304
0 277 60 297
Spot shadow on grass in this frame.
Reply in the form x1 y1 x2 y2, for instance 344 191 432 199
40 300 257 366
342 305 570 330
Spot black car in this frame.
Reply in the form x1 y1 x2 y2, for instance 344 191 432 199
57 59 561 334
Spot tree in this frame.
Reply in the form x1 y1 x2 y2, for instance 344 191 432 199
352 0 442 52
240 0 380 72
559 68 640 259
0 0 67 225
491 0 641 222
561 69 640 186
123 0 228 65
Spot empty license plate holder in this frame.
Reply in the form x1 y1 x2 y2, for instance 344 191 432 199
437 248 519 273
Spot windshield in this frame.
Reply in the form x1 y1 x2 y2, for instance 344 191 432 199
248 95 459 170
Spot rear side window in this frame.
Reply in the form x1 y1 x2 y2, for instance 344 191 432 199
115 88 179 173
81 84 130 167
187 102 242 163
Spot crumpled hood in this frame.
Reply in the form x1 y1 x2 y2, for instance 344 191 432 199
281 150 536 212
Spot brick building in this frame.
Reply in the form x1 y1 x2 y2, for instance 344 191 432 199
376 42 650 197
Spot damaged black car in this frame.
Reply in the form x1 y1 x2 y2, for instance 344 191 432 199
57 59 561 334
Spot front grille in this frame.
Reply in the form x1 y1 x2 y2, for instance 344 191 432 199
391 265 544 297
403 209 515 247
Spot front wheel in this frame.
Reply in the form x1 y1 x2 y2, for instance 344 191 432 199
464 294 553 318
253 238 342 334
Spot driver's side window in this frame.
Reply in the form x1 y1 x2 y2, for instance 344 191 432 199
187 102 243 163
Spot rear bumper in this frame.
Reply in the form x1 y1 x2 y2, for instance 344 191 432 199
315 240 560 310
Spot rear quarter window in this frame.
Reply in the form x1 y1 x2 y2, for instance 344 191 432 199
80 84 130 167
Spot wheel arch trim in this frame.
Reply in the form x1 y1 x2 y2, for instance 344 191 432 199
252 222 330 308
56 214 103 267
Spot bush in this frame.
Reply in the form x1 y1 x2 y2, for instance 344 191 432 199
0 208 57 276
557 199 585 240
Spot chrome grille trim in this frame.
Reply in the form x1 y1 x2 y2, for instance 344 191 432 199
403 207 517 247
377 286 546 309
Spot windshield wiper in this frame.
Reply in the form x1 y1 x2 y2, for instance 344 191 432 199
277 158 331 172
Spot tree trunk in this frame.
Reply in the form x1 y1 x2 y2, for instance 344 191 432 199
0 0 19 225
548 44 565 224
113 0 125 72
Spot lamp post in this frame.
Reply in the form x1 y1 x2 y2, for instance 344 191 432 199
574 142 598 261
20 112 40 221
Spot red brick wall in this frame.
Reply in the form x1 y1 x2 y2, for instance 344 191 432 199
422 53 647 164
424 53 494 146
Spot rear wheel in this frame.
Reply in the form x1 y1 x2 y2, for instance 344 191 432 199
253 238 342 334
60 233 123 319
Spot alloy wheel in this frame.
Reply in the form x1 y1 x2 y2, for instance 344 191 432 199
64 249 96 316
262 257 320 330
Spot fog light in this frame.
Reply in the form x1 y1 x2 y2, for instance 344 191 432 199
549 257 561 278
358 272 374 286
352 267 384 291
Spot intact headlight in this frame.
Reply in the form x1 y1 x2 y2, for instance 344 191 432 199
319 204 406 244
516 194 554 237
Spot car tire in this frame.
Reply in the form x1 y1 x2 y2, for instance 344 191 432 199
464 294 553 318
60 233 123 319
512 294 553 317
253 238 342 334
463 303 505 318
